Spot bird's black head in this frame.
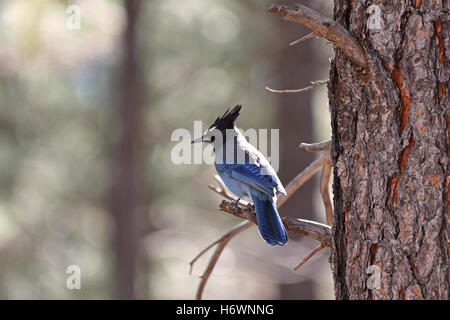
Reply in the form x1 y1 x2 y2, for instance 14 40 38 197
209 104 242 131
191 104 242 144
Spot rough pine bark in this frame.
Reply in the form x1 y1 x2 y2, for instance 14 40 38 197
329 0 449 299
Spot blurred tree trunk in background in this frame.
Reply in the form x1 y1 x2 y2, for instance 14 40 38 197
109 0 144 300
329 0 449 299
275 0 318 300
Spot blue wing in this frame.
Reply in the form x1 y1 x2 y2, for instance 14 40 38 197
215 161 280 198
230 163 278 197
215 135 285 197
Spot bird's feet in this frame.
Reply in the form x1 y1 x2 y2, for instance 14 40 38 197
244 201 255 211
233 198 241 213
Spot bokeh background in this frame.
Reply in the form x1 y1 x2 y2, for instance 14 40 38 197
0 0 334 299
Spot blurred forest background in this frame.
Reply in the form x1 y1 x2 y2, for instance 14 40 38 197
0 0 334 299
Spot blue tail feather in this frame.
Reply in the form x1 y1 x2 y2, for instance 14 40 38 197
251 194 288 246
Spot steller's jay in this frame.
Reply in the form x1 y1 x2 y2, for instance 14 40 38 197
191 105 288 245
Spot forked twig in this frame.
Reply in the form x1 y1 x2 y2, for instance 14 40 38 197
277 151 330 207
294 244 325 270
218 201 331 246
299 140 331 152
192 221 253 300
289 32 315 46
267 3 368 67
265 79 329 94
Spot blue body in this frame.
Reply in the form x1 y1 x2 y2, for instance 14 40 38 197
215 141 288 246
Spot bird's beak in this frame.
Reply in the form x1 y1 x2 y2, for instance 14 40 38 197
191 136 205 144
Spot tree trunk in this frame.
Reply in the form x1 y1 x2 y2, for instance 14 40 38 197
109 0 144 299
329 0 449 299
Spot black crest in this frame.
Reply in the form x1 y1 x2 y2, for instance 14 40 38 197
209 104 242 130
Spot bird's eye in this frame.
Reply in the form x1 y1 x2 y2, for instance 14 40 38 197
211 136 215 142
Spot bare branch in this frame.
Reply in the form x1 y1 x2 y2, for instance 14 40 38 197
193 220 253 300
267 3 368 68
283 217 331 247
265 79 329 94
299 140 331 152
320 159 333 226
289 32 315 46
277 151 330 207
294 244 325 270
218 201 332 247
189 239 223 276
219 201 257 223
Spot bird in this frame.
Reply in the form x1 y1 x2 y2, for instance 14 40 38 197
191 104 288 246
